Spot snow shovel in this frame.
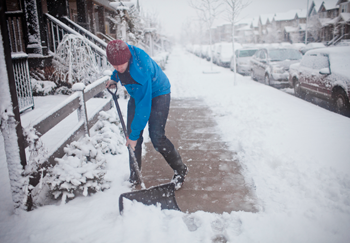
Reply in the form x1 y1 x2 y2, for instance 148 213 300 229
107 88 181 214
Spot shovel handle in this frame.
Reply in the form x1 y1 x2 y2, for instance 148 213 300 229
107 88 145 188
107 88 127 138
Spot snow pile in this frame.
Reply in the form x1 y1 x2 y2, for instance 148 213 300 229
31 79 57 96
90 110 125 155
23 126 48 176
43 110 124 204
45 137 110 204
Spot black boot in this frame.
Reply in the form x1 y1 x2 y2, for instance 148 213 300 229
163 148 188 190
171 165 188 190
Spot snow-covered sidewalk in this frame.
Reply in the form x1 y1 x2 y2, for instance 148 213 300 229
1 47 350 243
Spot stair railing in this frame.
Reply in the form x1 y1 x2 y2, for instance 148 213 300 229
44 13 109 70
61 16 108 49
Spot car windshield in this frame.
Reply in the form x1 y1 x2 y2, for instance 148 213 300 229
268 49 302 61
238 49 257 57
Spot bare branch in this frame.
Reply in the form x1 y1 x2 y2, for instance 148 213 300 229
188 0 224 29
222 0 251 24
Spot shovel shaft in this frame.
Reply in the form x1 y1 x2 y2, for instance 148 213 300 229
107 89 144 188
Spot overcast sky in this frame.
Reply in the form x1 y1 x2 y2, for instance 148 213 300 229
140 0 315 37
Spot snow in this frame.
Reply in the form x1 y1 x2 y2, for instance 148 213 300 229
72 83 86 91
284 26 299 33
11 52 28 59
31 79 57 96
323 0 339 10
274 10 298 21
306 42 326 48
307 46 350 78
110 1 137 11
340 12 350 22
1 47 350 242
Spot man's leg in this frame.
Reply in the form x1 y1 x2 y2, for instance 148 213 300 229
127 97 143 184
148 94 187 189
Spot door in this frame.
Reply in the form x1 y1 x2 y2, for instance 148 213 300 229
251 50 260 78
257 50 267 78
299 53 318 94
313 53 331 97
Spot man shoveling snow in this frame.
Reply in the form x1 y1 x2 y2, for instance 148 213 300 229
105 40 188 190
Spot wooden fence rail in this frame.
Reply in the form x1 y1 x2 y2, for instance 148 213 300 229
25 76 112 166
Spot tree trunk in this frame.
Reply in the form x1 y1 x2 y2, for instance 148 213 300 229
209 27 213 71
232 22 237 85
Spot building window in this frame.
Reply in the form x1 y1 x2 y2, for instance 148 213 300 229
341 4 348 13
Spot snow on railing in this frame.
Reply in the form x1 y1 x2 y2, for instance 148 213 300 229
61 16 108 49
45 13 108 70
96 32 115 43
25 76 112 166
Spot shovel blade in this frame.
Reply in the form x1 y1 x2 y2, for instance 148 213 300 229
119 183 181 214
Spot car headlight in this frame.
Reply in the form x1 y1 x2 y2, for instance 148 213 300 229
272 66 284 73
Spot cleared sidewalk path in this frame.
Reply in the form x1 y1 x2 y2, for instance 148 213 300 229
141 97 258 214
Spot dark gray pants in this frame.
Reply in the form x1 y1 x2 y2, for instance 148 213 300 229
127 93 186 180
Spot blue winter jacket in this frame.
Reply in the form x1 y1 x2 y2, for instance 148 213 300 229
110 44 171 140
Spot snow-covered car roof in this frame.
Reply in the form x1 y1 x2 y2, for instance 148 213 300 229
238 47 258 51
305 43 326 48
306 46 350 78
260 46 300 51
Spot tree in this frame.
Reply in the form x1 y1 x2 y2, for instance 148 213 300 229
181 18 196 46
124 3 144 45
307 15 322 42
222 0 250 85
189 0 223 71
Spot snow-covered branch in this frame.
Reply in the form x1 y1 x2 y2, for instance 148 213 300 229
222 0 251 24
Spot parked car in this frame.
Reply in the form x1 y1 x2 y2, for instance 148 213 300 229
335 40 350 47
250 47 303 88
291 43 306 52
289 46 350 115
213 42 242 67
202 45 211 61
212 43 221 64
230 48 258 75
200 45 209 59
193 45 202 57
300 42 325 55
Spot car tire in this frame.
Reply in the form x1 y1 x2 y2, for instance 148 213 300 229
294 79 305 99
264 74 270 86
333 89 350 115
251 69 257 81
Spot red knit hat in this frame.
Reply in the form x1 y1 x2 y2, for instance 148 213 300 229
106 40 131 65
